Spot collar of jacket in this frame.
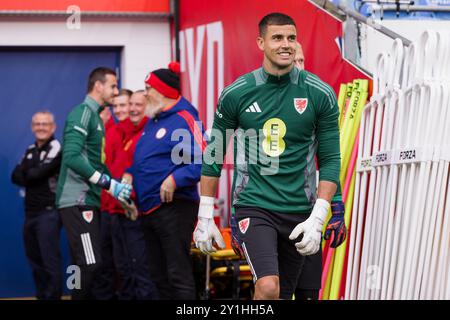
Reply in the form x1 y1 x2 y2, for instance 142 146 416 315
262 66 299 84
35 135 55 150
154 96 184 120
133 116 149 133
117 117 149 141
84 95 104 113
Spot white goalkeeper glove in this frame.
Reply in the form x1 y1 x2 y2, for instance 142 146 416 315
289 198 329 256
193 196 225 254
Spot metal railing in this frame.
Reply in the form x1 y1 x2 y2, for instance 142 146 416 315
311 0 411 46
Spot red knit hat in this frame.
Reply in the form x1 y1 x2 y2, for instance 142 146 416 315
144 62 181 99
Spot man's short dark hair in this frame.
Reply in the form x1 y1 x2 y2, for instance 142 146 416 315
258 12 296 37
87 67 116 93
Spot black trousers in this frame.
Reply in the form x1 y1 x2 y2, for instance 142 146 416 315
91 212 117 300
140 198 198 300
111 214 158 300
59 206 102 300
24 209 62 300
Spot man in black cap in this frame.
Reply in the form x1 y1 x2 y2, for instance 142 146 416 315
123 62 204 299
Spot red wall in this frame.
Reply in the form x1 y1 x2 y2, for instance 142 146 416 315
179 0 369 126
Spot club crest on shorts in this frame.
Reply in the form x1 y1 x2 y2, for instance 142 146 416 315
239 218 250 234
294 98 308 114
82 210 94 223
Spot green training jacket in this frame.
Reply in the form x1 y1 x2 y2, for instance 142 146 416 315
202 67 342 214
56 96 109 209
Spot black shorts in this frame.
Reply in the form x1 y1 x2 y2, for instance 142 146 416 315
59 206 102 267
296 248 322 290
235 206 314 299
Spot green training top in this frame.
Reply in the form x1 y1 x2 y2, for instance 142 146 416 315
56 96 109 209
202 67 342 214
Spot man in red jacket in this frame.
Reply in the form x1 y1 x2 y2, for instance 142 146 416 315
93 89 132 299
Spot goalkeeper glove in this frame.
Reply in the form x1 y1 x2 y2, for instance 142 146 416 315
324 200 347 248
193 196 225 254
90 172 132 202
289 198 329 256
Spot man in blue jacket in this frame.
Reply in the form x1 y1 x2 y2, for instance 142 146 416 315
124 62 204 299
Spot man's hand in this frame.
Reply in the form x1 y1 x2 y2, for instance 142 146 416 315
289 198 329 256
324 200 347 248
121 198 139 221
193 196 225 254
160 175 176 203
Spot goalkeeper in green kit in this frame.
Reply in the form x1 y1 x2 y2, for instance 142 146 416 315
56 67 132 300
193 13 347 300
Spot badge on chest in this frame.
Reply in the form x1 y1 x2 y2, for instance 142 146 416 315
156 128 167 139
293 98 308 115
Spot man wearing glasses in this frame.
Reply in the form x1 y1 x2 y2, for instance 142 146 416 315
11 110 63 300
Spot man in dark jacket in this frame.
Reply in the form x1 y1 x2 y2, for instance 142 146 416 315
11 110 62 300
